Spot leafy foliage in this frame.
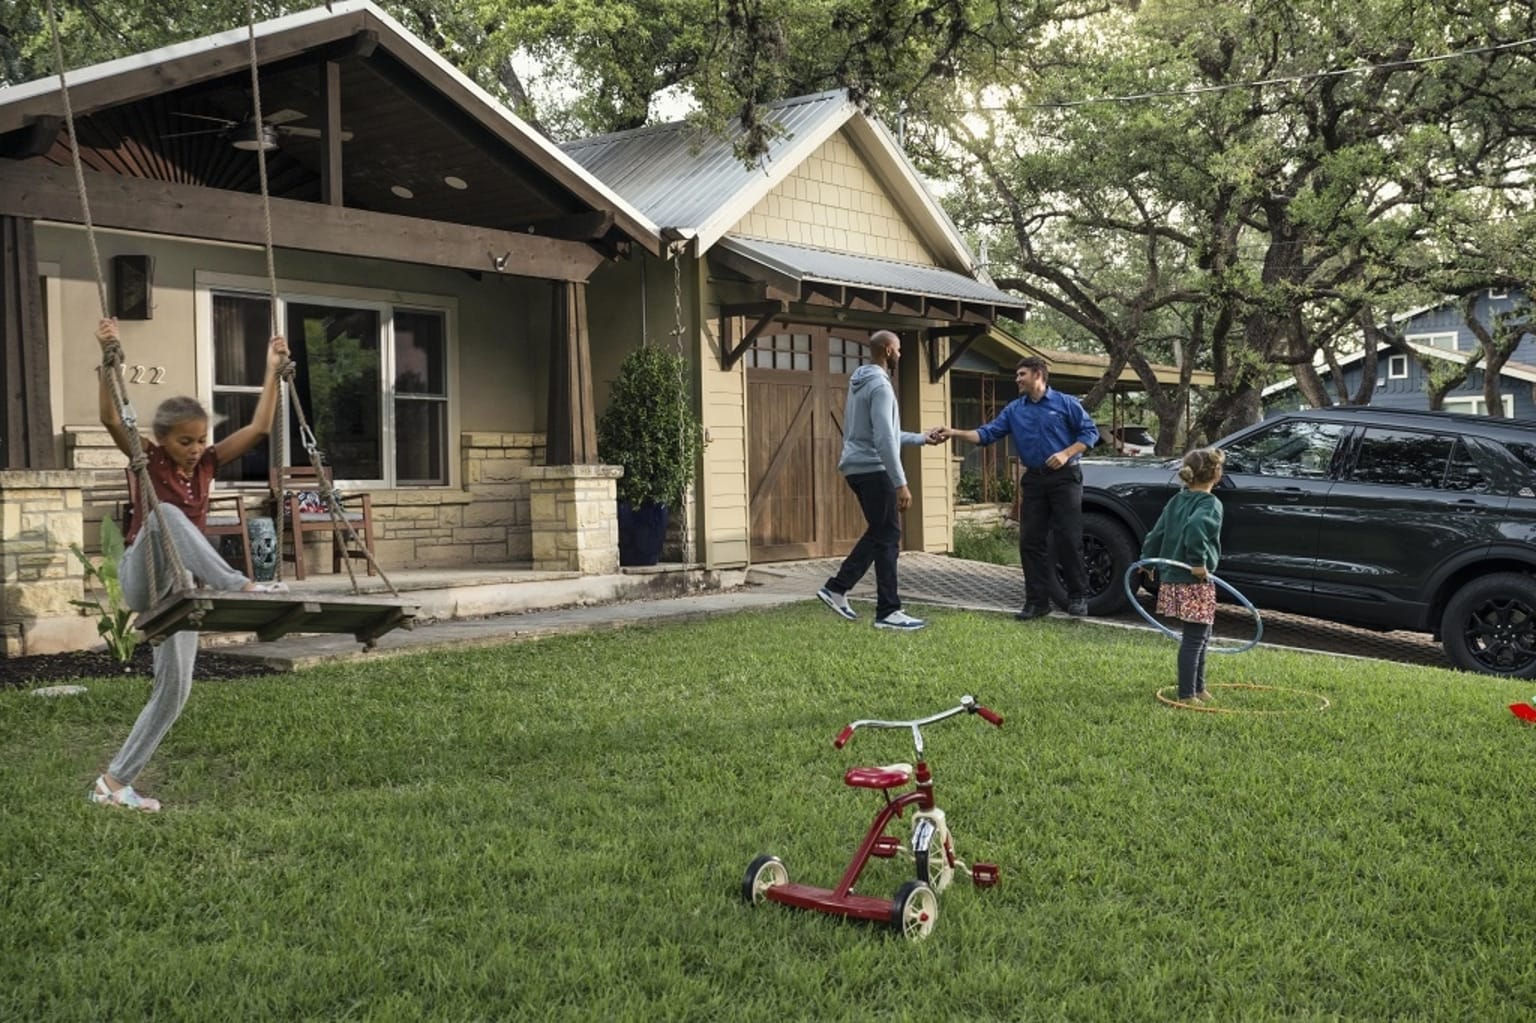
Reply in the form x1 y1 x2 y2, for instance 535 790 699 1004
597 343 701 508
67 516 139 664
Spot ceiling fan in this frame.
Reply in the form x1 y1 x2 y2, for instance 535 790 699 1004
163 109 353 151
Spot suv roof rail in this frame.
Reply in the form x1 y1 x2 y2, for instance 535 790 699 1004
1287 404 1535 431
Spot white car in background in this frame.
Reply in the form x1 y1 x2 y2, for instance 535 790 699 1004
1096 424 1158 456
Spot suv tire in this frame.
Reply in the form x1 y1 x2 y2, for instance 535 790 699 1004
1048 512 1136 616
1441 572 1536 678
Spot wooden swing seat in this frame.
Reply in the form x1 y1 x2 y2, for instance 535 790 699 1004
134 590 418 648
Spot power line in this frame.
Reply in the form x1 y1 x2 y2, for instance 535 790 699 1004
985 35 1536 110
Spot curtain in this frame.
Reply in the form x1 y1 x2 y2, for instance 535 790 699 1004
0 216 54 469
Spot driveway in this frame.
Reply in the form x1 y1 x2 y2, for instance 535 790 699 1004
750 553 1453 671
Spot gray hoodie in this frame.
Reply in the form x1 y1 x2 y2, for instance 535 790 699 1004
838 363 927 486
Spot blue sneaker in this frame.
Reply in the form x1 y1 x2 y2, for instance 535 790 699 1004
817 587 858 621
874 610 926 631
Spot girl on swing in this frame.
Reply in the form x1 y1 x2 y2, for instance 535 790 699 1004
90 316 289 812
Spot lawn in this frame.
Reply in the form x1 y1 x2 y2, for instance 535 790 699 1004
3 604 1535 1021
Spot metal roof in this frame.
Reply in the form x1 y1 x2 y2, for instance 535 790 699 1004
560 90 853 236
717 235 1026 321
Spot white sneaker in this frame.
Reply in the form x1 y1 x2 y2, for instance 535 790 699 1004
874 609 927 631
817 586 858 621
247 582 289 594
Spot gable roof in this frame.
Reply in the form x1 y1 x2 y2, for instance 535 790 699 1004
1262 342 1536 398
0 1 663 253
560 90 978 272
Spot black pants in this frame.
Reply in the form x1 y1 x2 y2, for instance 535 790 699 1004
1018 464 1086 608
825 471 902 620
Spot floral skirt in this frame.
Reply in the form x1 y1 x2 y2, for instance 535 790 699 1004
1156 580 1217 625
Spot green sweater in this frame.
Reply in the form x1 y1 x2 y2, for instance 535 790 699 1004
1140 489 1223 584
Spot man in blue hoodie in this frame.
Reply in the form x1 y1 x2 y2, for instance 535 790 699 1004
817 330 939 631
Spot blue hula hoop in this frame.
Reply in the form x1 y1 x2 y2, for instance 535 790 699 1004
1123 557 1263 654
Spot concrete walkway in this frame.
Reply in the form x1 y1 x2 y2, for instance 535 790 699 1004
219 552 1450 672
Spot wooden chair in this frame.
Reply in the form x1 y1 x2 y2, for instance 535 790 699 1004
270 465 376 580
124 468 254 579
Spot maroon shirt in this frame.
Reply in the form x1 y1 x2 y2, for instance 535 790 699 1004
124 443 219 544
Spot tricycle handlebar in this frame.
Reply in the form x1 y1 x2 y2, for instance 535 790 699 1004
831 695 1003 749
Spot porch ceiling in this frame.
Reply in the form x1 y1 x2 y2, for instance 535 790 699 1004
968 327 1215 395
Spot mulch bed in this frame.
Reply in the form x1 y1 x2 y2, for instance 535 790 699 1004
3 646 283 691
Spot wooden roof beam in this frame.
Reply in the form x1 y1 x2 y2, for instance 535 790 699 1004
0 158 605 281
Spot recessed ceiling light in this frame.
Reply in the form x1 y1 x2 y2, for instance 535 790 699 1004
391 185 415 199
443 175 468 190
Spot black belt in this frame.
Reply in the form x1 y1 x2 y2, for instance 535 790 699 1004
1023 461 1074 474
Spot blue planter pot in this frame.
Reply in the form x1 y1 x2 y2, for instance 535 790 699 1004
246 517 278 581
617 501 669 567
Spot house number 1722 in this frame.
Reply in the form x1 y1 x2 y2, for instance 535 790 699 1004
127 365 167 384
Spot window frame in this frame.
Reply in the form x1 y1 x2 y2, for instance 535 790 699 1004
1444 394 1515 417
1407 331 1458 351
1387 355 1409 380
195 271 458 489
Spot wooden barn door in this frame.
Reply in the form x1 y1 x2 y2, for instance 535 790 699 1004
747 326 871 561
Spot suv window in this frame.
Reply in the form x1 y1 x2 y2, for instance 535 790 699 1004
1223 420 1345 479
1348 428 1456 488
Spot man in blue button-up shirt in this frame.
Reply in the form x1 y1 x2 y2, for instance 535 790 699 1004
938 356 1099 620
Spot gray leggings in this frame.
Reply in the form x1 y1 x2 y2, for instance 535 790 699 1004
108 505 249 784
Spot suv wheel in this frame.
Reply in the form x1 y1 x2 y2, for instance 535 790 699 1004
1441 573 1536 677
1048 512 1136 615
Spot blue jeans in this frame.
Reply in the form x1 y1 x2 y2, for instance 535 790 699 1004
1178 620 1211 699
825 471 902 620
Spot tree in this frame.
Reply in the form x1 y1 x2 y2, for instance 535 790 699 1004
925 0 1536 443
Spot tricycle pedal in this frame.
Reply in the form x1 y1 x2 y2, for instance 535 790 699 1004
870 835 901 858
971 862 1000 887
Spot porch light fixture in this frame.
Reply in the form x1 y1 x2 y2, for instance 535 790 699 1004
231 122 279 152
443 175 468 190
391 185 415 199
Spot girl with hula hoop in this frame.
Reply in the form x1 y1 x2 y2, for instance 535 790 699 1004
1138 448 1226 704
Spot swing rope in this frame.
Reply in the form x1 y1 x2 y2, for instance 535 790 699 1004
243 0 397 597
46 0 194 607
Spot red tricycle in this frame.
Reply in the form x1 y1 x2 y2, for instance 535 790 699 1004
742 695 1003 940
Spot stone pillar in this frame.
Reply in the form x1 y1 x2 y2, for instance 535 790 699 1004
1 469 99 656
525 465 623 574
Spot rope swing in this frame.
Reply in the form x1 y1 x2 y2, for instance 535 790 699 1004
45 0 413 647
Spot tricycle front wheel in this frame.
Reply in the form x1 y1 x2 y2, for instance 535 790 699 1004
890 880 938 940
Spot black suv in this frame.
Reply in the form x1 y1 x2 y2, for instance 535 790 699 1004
1062 406 1536 677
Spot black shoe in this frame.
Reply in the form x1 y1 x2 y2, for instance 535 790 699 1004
1014 604 1050 621
1067 599 1089 617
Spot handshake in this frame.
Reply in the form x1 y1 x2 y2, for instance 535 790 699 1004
924 425 956 445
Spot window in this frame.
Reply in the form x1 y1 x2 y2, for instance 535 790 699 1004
1222 420 1345 479
828 335 869 375
1444 394 1515 417
748 333 811 371
1443 438 1489 493
1348 428 1455 488
1408 332 1458 351
209 285 450 486
1387 355 1409 380
1490 287 1509 300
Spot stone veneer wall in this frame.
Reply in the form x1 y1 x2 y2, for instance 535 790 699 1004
60 428 547 573
0 470 98 656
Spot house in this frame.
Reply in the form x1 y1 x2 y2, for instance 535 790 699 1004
1263 290 1536 418
0 7 1028 656
0 1 667 655
562 91 1026 564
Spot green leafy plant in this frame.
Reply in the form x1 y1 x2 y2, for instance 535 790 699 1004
68 516 139 664
956 468 1015 505
950 519 1020 566
597 344 703 508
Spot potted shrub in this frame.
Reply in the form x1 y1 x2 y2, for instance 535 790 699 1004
597 344 703 566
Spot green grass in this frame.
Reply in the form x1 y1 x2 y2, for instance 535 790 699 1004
4 605 1536 1021
949 520 1020 566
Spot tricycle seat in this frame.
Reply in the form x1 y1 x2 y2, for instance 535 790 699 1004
843 764 913 790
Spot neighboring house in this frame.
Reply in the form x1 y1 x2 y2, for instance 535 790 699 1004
0 1 665 655
1263 290 1536 418
563 91 1025 564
